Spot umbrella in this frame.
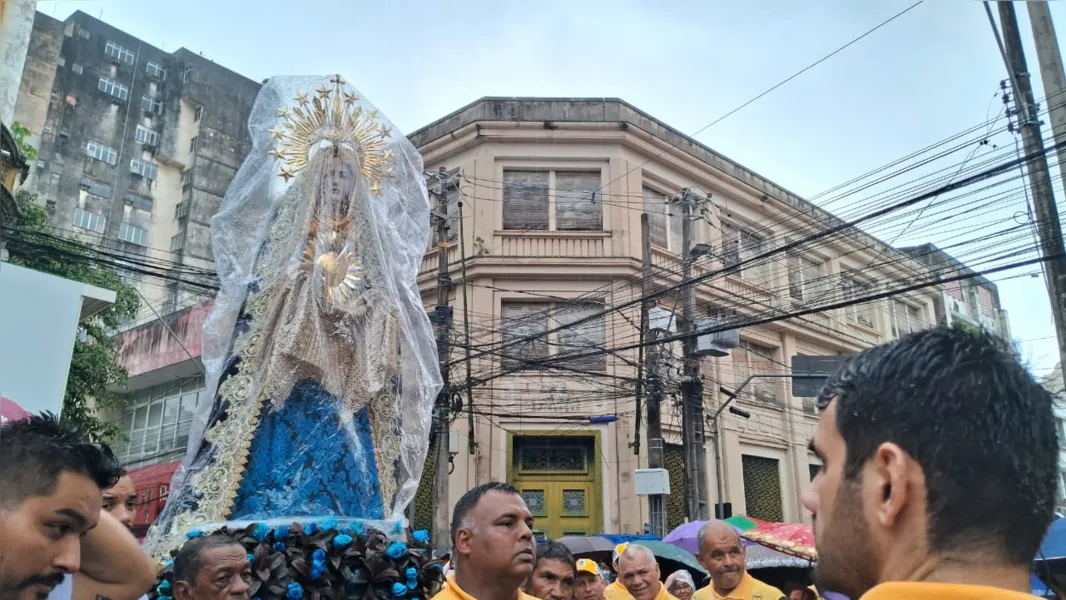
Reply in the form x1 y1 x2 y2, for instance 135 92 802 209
634 540 707 581
0 397 31 424
741 522 817 561
556 535 616 560
744 543 814 570
1036 517 1066 562
662 516 768 554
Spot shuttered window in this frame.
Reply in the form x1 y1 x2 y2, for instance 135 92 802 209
503 171 549 230
556 303 606 372
503 169 603 231
722 223 769 284
788 253 827 303
499 301 606 373
556 171 601 231
501 303 550 370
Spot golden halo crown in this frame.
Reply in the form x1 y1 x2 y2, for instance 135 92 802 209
268 75 394 192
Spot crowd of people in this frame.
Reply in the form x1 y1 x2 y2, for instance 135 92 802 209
0 328 1060 600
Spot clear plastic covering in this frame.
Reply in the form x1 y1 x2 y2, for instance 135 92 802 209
143 75 441 559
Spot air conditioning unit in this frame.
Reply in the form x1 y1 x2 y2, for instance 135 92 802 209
693 317 739 357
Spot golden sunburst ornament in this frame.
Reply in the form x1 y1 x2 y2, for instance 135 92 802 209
269 74 394 190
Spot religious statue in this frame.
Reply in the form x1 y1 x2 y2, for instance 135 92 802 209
143 75 441 559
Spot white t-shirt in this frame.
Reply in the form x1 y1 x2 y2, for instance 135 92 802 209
47 576 148 600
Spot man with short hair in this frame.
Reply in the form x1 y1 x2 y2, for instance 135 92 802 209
804 328 1058 600
432 482 539 600
523 542 575 600
692 520 783 600
171 535 251 600
617 545 676 600
602 544 633 600
574 559 606 600
0 414 157 600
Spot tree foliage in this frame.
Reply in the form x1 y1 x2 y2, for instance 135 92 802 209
10 121 38 163
8 190 139 442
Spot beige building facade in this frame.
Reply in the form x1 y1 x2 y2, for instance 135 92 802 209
408 98 939 537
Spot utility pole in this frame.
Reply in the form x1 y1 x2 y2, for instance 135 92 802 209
992 3 1066 370
641 214 666 537
428 166 460 549
678 189 710 521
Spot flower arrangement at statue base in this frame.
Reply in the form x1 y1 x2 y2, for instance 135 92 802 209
149 521 445 600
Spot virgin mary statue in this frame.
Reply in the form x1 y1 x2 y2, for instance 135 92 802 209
143 75 441 558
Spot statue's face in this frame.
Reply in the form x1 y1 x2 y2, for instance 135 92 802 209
325 159 356 216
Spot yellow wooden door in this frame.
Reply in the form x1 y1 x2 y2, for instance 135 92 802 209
517 482 597 540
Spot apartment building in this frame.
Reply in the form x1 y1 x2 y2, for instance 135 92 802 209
408 97 941 536
12 10 260 320
901 243 1011 338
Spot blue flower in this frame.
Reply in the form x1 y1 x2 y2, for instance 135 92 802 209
163 560 174 569
286 582 304 600
333 534 353 548
411 530 430 544
405 567 417 580
253 597 261 600
250 523 269 542
386 541 407 559
391 583 408 597
311 549 327 564
310 564 325 579
274 525 290 541
273 542 286 552
186 529 202 539
247 554 255 563
156 581 172 593
393 521 405 534
429 563 444 572
321 518 338 531
305 523 317 535
352 521 365 535
158 595 173 600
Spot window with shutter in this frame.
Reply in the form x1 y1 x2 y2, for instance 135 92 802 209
503 170 549 230
556 303 606 372
723 223 768 284
501 303 550 370
842 273 875 328
788 254 826 303
643 187 668 248
738 341 777 403
556 171 601 231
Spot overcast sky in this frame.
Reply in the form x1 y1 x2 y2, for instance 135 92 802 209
42 0 1066 375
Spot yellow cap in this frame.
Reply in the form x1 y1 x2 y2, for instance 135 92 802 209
576 559 601 576
612 542 629 563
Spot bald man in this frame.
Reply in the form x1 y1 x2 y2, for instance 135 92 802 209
617 545 678 600
692 521 784 600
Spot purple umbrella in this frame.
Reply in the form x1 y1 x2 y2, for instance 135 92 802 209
662 521 707 554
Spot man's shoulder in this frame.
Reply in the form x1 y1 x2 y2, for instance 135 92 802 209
692 584 715 600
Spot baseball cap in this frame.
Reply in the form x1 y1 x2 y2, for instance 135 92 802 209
612 542 629 563
576 559 601 576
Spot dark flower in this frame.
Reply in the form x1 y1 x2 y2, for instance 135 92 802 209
274 542 286 552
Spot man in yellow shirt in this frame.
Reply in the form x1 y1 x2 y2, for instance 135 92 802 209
691 521 783 600
603 543 633 600
617 545 679 600
431 482 540 600
804 328 1057 600
575 559 607 600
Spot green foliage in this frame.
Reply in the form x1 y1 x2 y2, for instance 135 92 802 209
9 189 139 443
10 121 38 163
950 319 981 336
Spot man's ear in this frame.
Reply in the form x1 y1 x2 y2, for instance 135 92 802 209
173 581 192 600
871 441 914 528
454 528 472 557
